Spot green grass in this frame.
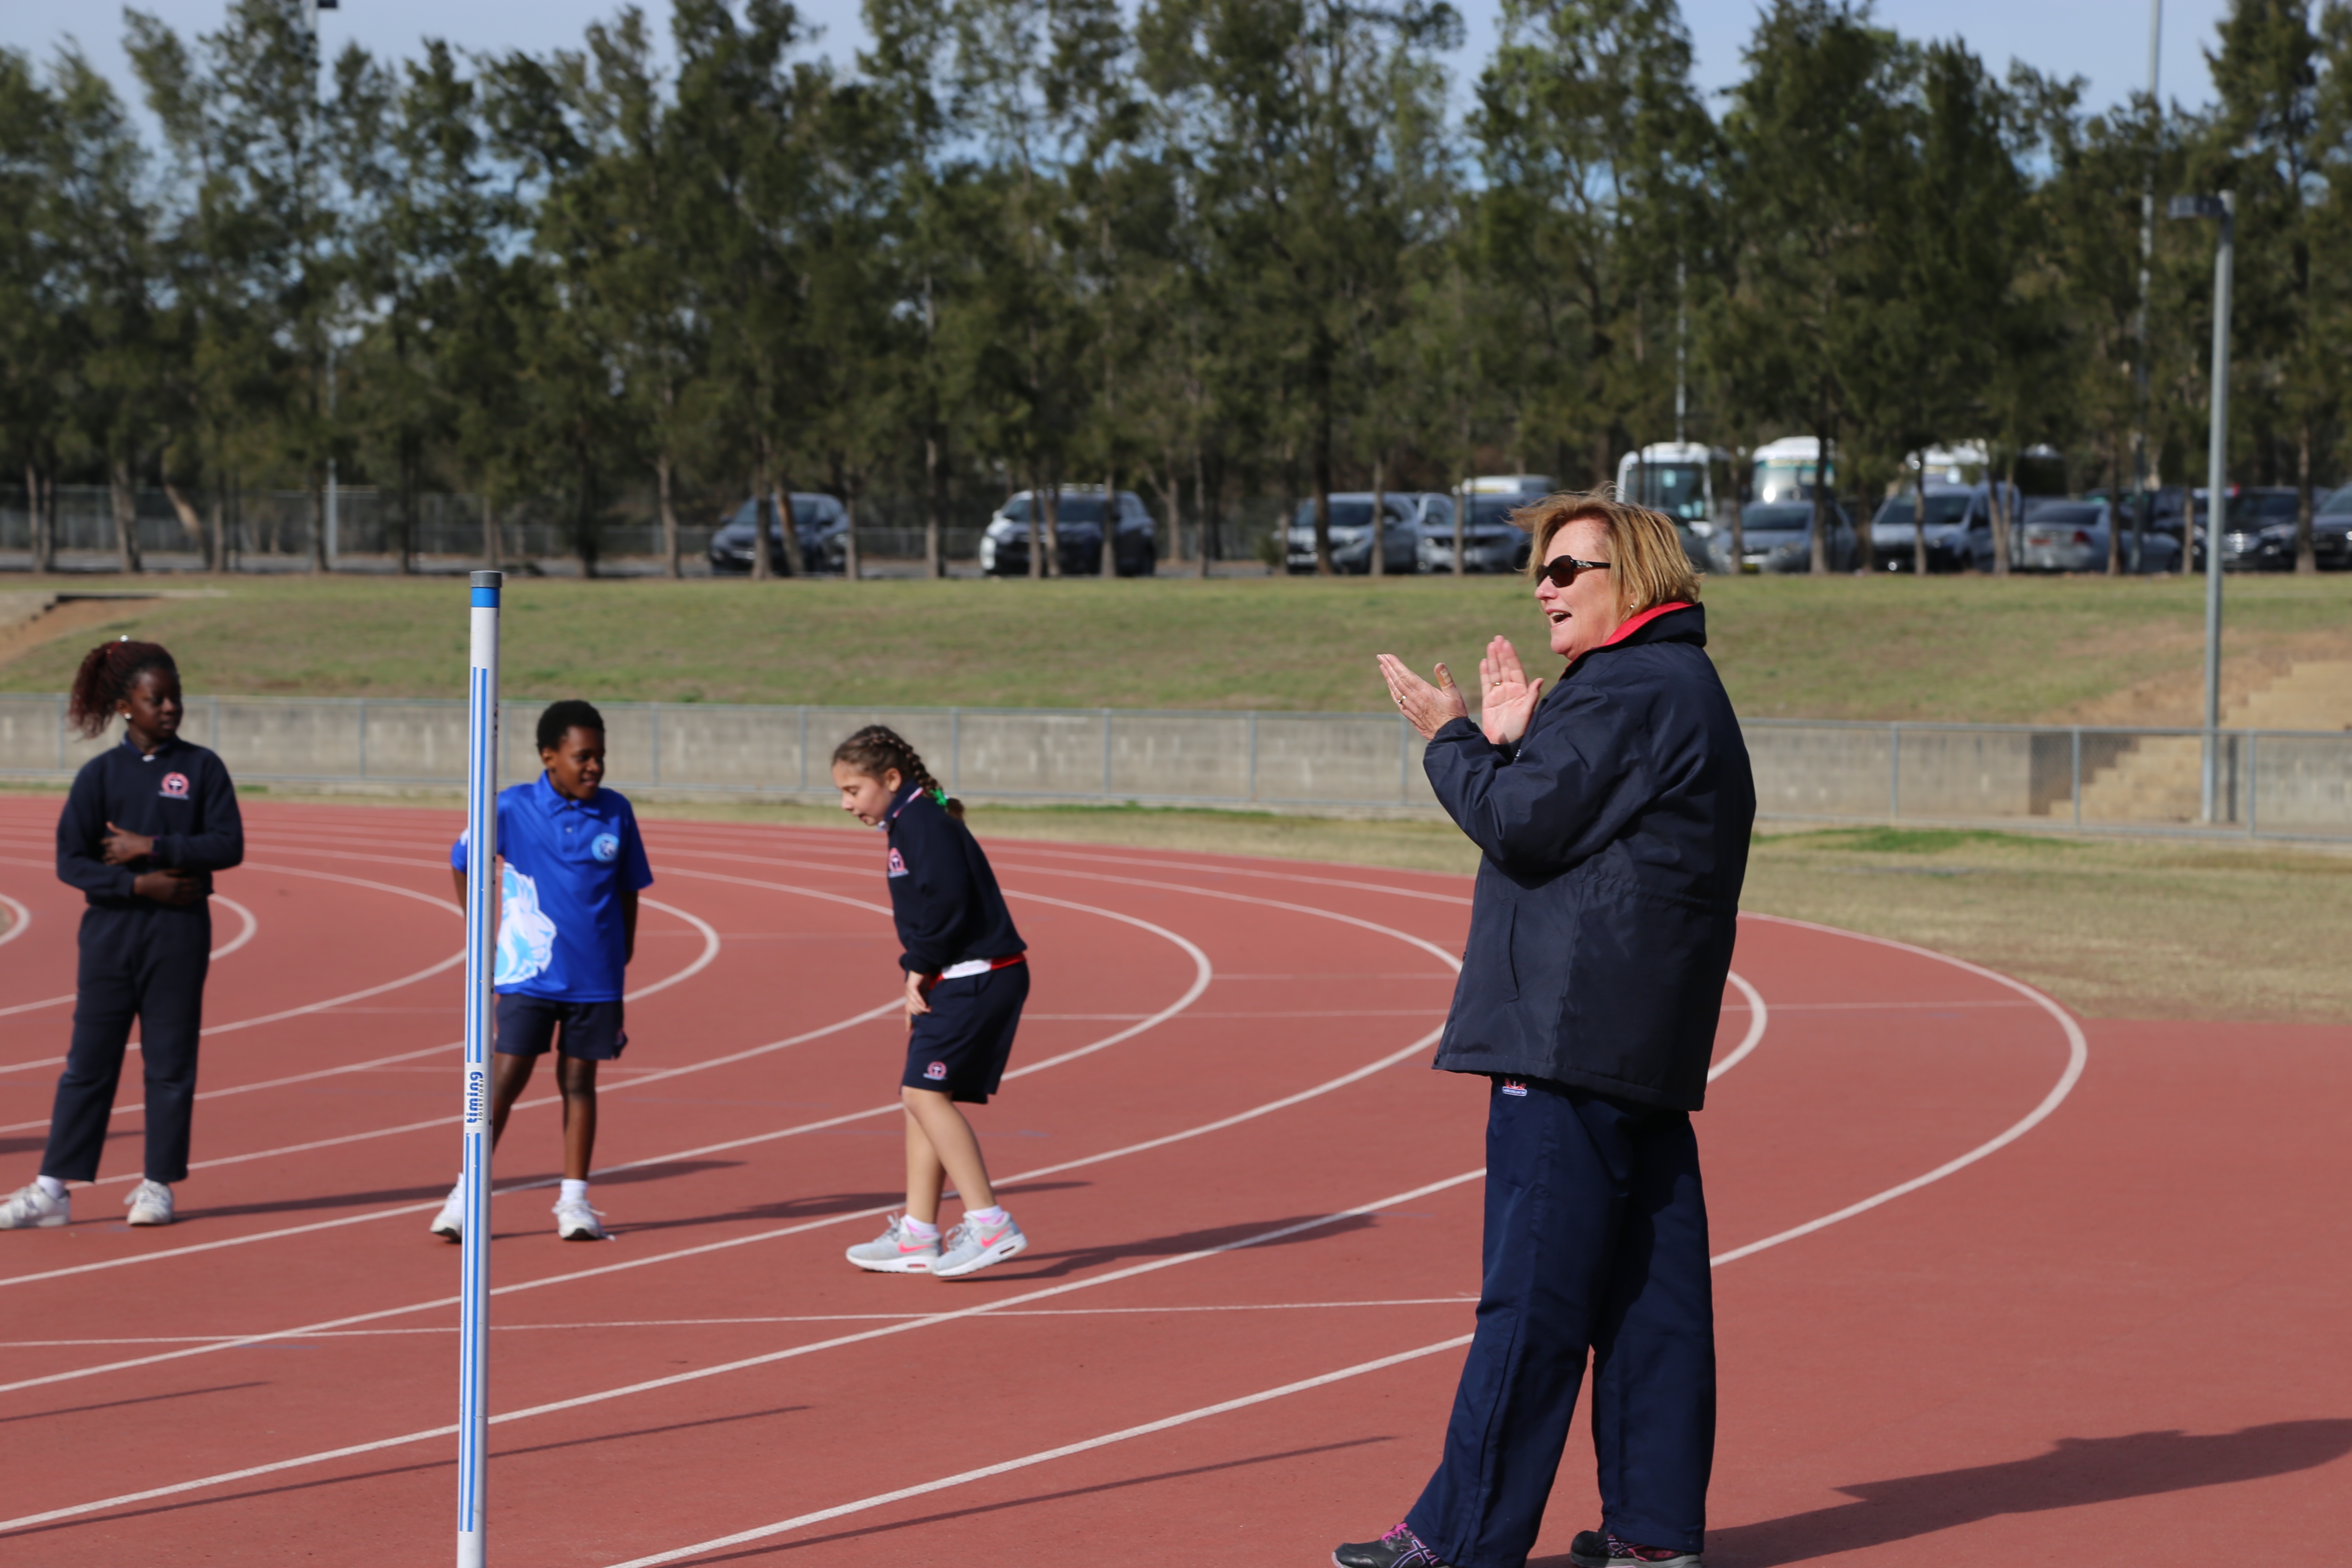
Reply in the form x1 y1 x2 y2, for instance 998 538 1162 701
4 569 2349 721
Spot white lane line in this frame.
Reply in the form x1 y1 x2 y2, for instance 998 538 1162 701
603 1337 1485 1568
0 893 720 1142
0 882 1210 1295
1709 971 1767 1084
0 997 899 1284
207 895 258 960
0 1170 1488 1539
0 1300 1484 1347
0 1019 1411 1402
623 898 720 999
0 892 27 950
0 862 462 1067
596 931 2084 1568
1708 915 2090 1267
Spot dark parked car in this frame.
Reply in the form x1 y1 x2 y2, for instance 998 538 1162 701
1420 493 1531 574
1719 500 1857 573
2219 487 2303 571
708 494 848 575
979 490 1157 577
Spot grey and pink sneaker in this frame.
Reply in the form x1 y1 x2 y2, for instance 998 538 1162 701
845 1214 940 1274
1332 1521 1450 1567
932 1210 1027 1278
1568 1530 1703 1566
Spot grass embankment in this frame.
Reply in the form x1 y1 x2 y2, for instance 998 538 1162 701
3 570 2349 723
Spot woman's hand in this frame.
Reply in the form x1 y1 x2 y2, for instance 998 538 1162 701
102 821 155 866
1377 655 1469 741
1475 636 1545 747
903 967 934 1028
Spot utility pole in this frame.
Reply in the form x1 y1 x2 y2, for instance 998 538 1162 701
2170 190 2232 824
1674 256 1687 446
2132 0 2160 567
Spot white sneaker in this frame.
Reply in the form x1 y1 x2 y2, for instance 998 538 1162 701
845 1214 940 1274
125 1180 174 1226
0 1182 69 1229
933 1211 1027 1279
429 1181 465 1242
553 1196 608 1241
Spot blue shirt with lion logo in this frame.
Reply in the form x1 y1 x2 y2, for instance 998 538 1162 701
450 772 653 1001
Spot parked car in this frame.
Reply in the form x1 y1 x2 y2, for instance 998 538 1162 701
1719 500 1856 573
1283 493 1442 574
2219 487 2303 571
707 494 848 574
2014 499 2181 574
1868 484 1984 572
1420 491 1532 574
979 489 1157 577
2306 486 2352 569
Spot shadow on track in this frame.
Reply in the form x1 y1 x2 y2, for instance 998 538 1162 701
0 1382 268 1428
671 1435 1398 1564
1566 1420 2352 1568
602 1181 1095 1240
966 1212 1379 1283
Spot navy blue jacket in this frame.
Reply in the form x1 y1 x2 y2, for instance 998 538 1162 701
883 786 1024 975
56 735 245 910
1424 604 1753 1110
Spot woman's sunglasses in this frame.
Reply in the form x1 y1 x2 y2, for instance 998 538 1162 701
1537 555 1612 588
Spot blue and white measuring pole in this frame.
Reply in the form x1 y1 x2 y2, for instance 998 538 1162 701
457 570 501 1568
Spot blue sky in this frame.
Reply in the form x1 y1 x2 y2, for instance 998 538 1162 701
11 0 2232 119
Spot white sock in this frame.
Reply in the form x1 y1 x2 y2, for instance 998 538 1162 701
34 1176 64 1202
560 1179 589 1204
901 1215 939 1242
965 1205 1006 1227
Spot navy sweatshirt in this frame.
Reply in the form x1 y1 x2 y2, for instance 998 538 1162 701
882 786 1023 975
56 735 245 910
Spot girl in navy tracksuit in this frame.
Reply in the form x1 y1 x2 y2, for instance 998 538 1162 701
829 726 1031 1280
1 640 242 1231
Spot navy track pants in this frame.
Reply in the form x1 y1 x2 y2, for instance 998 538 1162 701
42 904 212 1184
1406 1077 1715 1566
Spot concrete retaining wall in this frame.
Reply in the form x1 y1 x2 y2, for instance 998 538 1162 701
0 694 2340 837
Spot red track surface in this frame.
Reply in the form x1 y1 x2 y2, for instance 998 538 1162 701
0 796 2344 1565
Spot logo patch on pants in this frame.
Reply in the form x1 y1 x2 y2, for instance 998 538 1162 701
1500 1078 1528 1098
924 1061 947 1081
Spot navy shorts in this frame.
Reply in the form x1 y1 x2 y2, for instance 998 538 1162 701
903 963 1029 1104
496 994 628 1061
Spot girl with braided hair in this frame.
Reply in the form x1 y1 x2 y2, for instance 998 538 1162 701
2 639 243 1231
830 726 1032 1278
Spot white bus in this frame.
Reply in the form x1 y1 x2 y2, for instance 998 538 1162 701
1750 436 1834 505
1615 443 1729 525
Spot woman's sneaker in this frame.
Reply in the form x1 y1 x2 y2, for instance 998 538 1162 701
125 1180 175 1226
845 1215 940 1274
429 1181 465 1241
553 1196 609 1240
1568 1531 1703 1567
933 1211 1027 1279
1333 1521 1450 1567
0 1183 69 1229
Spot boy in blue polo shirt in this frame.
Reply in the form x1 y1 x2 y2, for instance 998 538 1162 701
435 699 653 1242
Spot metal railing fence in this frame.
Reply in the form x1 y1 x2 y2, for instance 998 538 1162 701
0 695 2343 838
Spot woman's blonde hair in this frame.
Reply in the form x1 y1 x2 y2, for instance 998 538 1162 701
1516 490 1701 615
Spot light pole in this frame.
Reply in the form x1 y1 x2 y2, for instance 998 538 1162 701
2169 190 2232 824
2131 0 2160 565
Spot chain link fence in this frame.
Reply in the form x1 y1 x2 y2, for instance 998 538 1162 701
0 694 2344 838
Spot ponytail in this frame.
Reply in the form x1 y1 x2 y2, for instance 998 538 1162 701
67 638 177 739
831 725 964 821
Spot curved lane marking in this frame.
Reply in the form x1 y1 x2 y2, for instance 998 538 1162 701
587 921 2082 1568
0 880 1209 1295
0 893 28 950
208 896 259 961
1709 970 1768 1084
0 868 1767 1531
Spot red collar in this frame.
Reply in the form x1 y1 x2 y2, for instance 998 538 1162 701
1602 601 1693 647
